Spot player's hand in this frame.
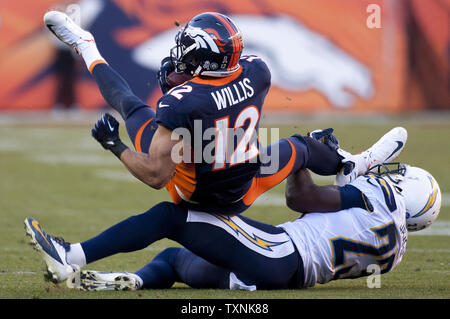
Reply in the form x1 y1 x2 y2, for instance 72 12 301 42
91 113 128 158
308 128 340 151
157 57 175 94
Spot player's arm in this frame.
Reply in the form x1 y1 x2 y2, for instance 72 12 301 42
286 169 374 214
285 169 342 213
119 125 179 189
92 113 179 189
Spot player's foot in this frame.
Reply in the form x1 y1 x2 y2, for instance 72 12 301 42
67 270 142 291
24 217 78 283
335 127 407 186
43 10 94 54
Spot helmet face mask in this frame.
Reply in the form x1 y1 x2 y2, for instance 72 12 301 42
369 163 441 232
369 162 406 185
170 12 244 78
170 28 198 75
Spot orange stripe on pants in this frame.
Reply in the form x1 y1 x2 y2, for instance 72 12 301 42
242 139 297 206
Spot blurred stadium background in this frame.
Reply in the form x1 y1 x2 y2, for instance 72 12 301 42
0 0 448 112
0 0 449 299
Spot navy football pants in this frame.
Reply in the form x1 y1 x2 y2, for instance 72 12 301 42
81 201 303 289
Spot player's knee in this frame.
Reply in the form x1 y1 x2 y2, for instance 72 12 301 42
139 201 181 223
144 201 188 231
288 134 309 168
143 260 176 289
155 247 182 263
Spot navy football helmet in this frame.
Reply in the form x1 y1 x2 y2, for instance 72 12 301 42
170 12 244 77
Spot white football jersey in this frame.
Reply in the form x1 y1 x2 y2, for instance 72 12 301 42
279 174 408 287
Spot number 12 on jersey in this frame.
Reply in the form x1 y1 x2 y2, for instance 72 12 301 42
213 106 260 170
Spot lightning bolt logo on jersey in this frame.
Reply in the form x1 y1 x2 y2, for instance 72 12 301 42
156 55 271 211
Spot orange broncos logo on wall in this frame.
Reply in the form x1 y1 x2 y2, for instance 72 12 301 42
0 0 447 112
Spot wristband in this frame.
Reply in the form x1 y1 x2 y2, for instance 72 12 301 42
110 140 129 159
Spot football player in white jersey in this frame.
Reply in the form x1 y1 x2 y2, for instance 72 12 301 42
24 160 440 291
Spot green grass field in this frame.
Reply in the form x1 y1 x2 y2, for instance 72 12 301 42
1 112 449 299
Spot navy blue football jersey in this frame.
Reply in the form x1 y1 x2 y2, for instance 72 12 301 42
155 56 271 209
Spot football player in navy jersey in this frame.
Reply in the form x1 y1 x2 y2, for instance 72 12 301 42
43 10 406 216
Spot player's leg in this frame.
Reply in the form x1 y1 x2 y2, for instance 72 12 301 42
134 247 232 289
241 126 407 213
62 202 301 290
90 63 158 152
67 247 232 291
171 211 302 289
26 202 190 283
243 136 372 213
88 63 147 119
43 11 158 152
304 134 343 175
240 134 342 208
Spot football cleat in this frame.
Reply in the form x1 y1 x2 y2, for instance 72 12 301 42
43 10 94 54
67 270 142 291
24 217 78 283
335 127 407 186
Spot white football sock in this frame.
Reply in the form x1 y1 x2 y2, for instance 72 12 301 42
79 43 107 73
355 152 370 175
67 243 87 268
130 273 144 288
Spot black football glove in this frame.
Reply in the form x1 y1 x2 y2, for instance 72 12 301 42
91 113 128 158
157 56 175 94
308 128 340 151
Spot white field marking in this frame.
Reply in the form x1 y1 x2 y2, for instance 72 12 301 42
0 128 97 150
253 192 450 235
442 193 450 207
6 244 449 254
253 193 287 207
2 246 168 252
33 153 120 166
1 110 450 126
408 221 450 236
0 140 24 151
429 270 450 274
253 191 450 207
311 173 335 183
406 248 450 253
0 247 31 251
94 169 138 182
0 271 46 275
311 175 450 208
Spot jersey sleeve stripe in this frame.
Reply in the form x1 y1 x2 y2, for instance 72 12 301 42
133 118 154 152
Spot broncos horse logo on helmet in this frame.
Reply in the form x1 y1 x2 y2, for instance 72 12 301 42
183 26 222 54
170 12 244 77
